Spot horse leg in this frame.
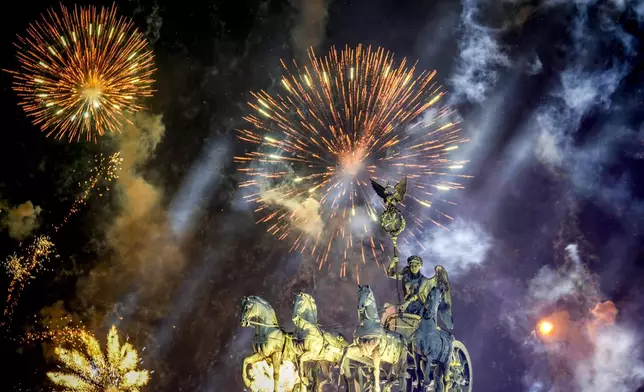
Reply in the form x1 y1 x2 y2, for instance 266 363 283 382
338 345 351 377
372 345 381 392
382 366 393 392
421 358 433 392
433 362 446 392
242 352 264 389
338 345 358 392
410 342 419 389
307 362 320 392
315 362 330 392
299 350 315 387
357 364 366 392
271 351 282 392
416 354 425 389
396 355 408 392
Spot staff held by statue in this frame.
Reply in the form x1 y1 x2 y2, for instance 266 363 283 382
371 177 409 309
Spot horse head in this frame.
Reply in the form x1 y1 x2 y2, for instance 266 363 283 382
421 284 445 323
292 292 318 325
357 285 378 321
240 296 255 327
241 295 276 328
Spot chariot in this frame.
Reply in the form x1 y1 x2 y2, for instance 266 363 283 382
384 311 473 392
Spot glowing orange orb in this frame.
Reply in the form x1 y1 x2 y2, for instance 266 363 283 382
538 320 554 335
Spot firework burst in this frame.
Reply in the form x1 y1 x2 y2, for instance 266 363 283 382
9 4 155 142
2 152 120 325
2 235 57 324
47 325 150 392
235 45 470 281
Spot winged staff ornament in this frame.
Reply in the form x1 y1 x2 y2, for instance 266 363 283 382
371 177 407 254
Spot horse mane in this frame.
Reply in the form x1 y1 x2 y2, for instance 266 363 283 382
295 292 318 324
250 296 279 325
358 285 379 321
358 285 377 303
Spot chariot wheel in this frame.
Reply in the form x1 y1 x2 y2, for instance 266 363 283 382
446 340 472 392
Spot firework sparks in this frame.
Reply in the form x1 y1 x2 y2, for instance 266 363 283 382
1 152 120 326
2 235 57 324
8 4 155 142
47 325 150 392
25 325 87 346
249 360 300 392
53 152 122 232
235 45 470 281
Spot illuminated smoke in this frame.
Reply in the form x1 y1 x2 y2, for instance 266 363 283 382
576 321 644 392
77 113 184 330
168 141 229 238
536 302 644 392
417 218 492 279
525 241 644 391
290 0 327 58
260 188 323 236
1 201 42 240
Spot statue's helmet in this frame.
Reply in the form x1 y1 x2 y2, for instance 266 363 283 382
407 255 423 265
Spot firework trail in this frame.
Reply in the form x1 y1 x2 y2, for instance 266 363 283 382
235 45 470 281
2 152 121 326
8 4 155 142
53 152 123 232
46 325 150 392
2 235 57 325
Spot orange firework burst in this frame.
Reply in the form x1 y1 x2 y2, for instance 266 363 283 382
8 4 155 142
235 45 470 281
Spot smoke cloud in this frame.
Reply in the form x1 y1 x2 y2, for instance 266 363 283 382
523 243 644 392
535 303 644 392
260 188 323 236
76 113 184 327
290 0 327 59
576 322 644 392
450 0 511 103
530 0 642 232
146 4 163 45
419 219 492 278
1 201 42 240
527 244 597 309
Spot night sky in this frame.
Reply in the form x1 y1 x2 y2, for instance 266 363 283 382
1 0 644 391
